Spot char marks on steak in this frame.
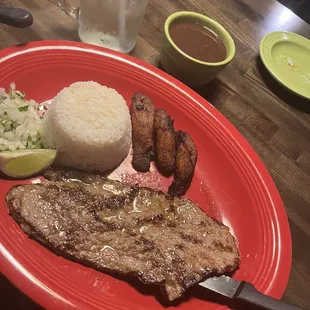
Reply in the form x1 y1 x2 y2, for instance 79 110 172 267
6 168 240 301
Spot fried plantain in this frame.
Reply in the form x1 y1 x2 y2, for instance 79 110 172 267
168 131 197 196
131 93 156 172
153 109 176 176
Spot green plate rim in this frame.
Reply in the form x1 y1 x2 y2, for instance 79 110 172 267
259 31 310 100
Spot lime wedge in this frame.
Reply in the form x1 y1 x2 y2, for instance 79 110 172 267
0 149 57 178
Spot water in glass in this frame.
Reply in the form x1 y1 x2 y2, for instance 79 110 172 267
78 0 148 53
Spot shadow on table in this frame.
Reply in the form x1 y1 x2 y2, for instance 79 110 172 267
193 79 221 106
0 274 42 310
157 58 310 114
52 26 79 42
256 56 310 114
156 62 222 107
277 0 310 25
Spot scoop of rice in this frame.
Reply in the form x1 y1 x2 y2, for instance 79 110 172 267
43 81 131 172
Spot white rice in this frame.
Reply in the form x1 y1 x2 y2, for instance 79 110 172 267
43 81 131 172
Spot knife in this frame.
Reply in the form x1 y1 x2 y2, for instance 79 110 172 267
199 276 304 310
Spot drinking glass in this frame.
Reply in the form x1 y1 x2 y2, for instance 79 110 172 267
58 0 148 53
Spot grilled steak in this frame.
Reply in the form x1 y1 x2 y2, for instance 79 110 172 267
153 109 176 176
6 168 240 301
131 93 156 172
169 131 198 196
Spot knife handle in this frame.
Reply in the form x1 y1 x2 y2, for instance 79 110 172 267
0 6 33 28
235 282 304 310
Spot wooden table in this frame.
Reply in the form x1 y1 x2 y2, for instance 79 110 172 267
1 0 310 309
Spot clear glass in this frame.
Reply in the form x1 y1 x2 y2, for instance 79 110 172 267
58 0 148 53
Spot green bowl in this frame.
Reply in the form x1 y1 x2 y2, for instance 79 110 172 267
160 11 235 87
260 31 310 100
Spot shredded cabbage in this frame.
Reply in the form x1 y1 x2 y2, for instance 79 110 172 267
0 83 44 151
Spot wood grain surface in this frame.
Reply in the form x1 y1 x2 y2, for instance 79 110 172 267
0 0 310 309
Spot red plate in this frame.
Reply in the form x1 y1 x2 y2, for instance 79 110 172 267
0 41 291 310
